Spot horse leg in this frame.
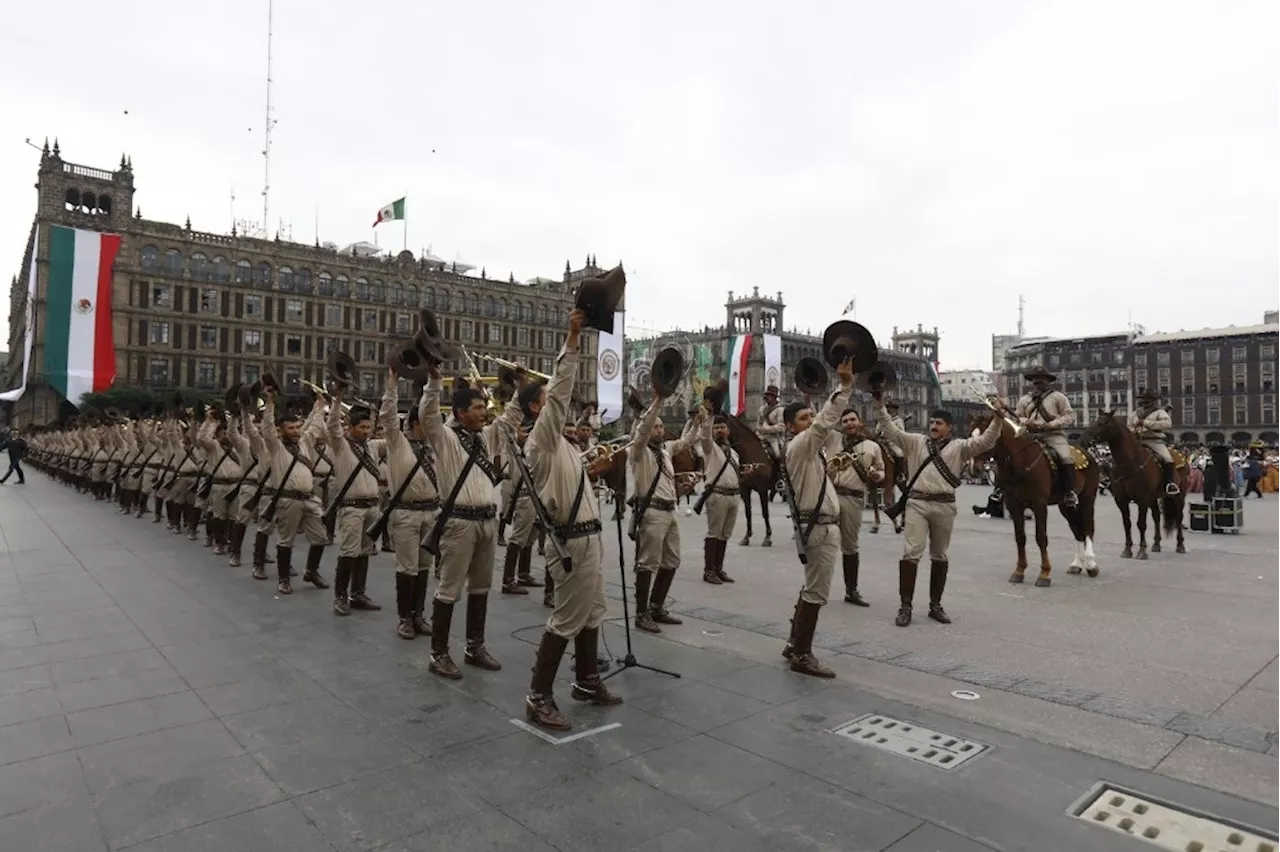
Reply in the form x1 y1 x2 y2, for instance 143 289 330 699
870 487 882 533
1118 497 1133 558
759 489 773 547
1082 493 1100 576
1175 496 1186 553
1150 497 1162 553
1009 502 1028 584
1034 504 1052 587
1135 502 1149 560
738 491 753 546
1065 505 1084 575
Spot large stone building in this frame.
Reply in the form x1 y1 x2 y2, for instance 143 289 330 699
3 142 604 426
1000 316 1279 445
624 288 942 429
938 367 997 402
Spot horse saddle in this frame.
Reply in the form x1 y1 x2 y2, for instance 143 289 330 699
1033 440 1091 473
1138 444 1186 469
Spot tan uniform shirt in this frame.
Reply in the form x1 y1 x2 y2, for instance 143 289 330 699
757 403 785 453
699 426 741 492
876 404 1002 496
196 420 246 482
1128 407 1172 441
325 403 386 501
528 347 599 527
786 385 851 520
824 431 884 492
419 380 522 509
628 400 707 504
380 386 440 503
1015 389 1075 434
259 400 320 494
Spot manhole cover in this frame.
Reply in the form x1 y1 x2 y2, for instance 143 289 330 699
1069 783 1278 852
832 713 988 770
951 690 980 701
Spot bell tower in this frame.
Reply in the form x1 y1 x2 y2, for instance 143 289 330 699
35 139 136 233
725 286 784 334
891 322 940 364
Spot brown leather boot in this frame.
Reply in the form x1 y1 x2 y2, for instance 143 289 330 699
782 596 803 659
410 573 431 635
517 546 542 586
789 601 835 678
843 553 868 606
500 543 527 594
463 594 501 670
571 628 623 705
928 560 951 624
275 546 293 595
896 560 918 627
332 557 352 616
714 539 734 583
634 572 661 634
228 522 246 567
649 569 682 625
187 506 202 541
211 518 226 553
350 556 380 610
428 599 461 679
702 538 722 584
251 531 270 580
303 545 329 589
526 631 571 731
395 574 415 639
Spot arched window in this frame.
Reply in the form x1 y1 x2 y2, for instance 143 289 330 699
498 298 508 319
297 268 312 294
163 249 183 276
404 283 419 307
190 253 209 280
424 287 436 309
235 259 252 283
334 275 349 297
390 282 404 305
484 296 496 318
522 302 533 322
466 292 479 314
318 271 333 296
279 266 295 291
255 263 272 286
371 280 385 302
210 256 230 283
140 245 159 270
536 303 548 325
438 290 451 312
355 278 370 300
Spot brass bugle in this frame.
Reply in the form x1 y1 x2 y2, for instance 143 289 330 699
459 346 497 412
974 390 1024 437
826 452 857 474
300 379 376 413
478 352 552 383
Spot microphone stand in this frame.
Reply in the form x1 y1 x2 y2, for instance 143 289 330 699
601 490 680 683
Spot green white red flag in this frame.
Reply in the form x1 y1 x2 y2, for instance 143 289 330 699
373 197 406 227
44 226 120 403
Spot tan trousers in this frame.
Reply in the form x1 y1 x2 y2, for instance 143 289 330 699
236 482 263 527
902 499 956 564
635 510 679 574
389 508 436 576
167 475 196 507
435 517 497 603
273 496 328 548
209 484 235 521
837 493 865 554
508 493 536 548
140 466 160 497
1140 438 1173 463
337 505 380 557
704 493 738 541
92 460 108 483
800 524 838 605
546 535 607 638
1040 432 1074 466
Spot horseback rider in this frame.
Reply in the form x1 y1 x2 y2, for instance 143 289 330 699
756 384 785 491
1129 389 1180 496
1014 369 1078 508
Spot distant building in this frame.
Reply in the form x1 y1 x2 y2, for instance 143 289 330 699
938 368 997 402
990 333 1023 395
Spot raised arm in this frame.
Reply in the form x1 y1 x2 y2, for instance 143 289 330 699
962 411 1004 460
326 392 345 443
419 377 445 448
792 385 849 456
533 317 581 453
669 407 708 457
195 416 219 457
259 398 280 454
380 377 404 452
875 402 911 449
627 397 662 457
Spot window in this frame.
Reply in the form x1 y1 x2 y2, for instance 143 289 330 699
1090 351 1102 364
1070 352 1081 366
537 303 549 325
322 336 338 356
197 360 216 389
151 282 171 308
1232 346 1247 361
1157 368 1170 394
1206 365 1219 393
1181 367 1194 394
334 275 350 298
190 253 209 280
1262 362 1275 391
1113 350 1125 364
466 293 479 314
283 369 301 394
244 330 262 352
1234 403 1248 425
362 341 378 362
1207 396 1221 425
279 266 296 291
485 297 496 317
1181 398 1195 424
1233 363 1248 392
243 365 260 384
395 313 411 334
140 246 159 270
150 322 170 344
1179 349 1194 363
405 284 419 307
460 320 473 341
163 250 183 275
297 269 312 294
200 288 218 313
255 263 272 286
518 327 529 347
318 271 333 296
1048 354 1060 368
285 299 304 323
211 257 230 283
355 278 370 300
200 326 217 348
325 304 341 327
498 299 508 320
360 372 376 395
390 282 404 305
362 309 378 330
235 259 252 284
1110 368 1127 384
1263 394 1275 424
1261 344 1276 359
1206 347 1219 363
286 335 302 356
245 294 262 317
371 280 385 302
424 288 436 309
438 290 451 312
488 324 501 344
1157 351 1170 366
149 358 169 385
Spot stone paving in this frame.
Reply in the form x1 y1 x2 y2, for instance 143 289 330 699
0 475 1275 851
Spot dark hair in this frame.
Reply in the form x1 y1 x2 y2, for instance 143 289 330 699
517 381 545 417
929 409 953 424
712 413 728 426
783 401 810 424
452 387 485 415
841 407 861 418
348 406 372 427
275 413 300 427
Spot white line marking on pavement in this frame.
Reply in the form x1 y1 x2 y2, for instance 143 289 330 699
510 719 622 744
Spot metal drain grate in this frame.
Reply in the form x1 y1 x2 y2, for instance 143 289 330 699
832 713 988 770
1069 783 1278 852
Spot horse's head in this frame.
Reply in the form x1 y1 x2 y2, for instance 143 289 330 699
966 411 999 459
1082 410 1121 446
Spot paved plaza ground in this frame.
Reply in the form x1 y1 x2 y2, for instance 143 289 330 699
0 475 1275 851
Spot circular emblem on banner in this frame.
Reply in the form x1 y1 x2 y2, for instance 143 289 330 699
766 366 780 388
74 298 93 315
599 349 620 381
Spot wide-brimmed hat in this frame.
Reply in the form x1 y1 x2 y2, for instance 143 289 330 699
764 385 779 397
1024 369 1056 383
1139 388 1161 401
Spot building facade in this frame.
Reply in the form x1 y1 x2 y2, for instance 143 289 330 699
938 368 997 402
1000 318 1279 445
624 288 942 430
4 142 604 427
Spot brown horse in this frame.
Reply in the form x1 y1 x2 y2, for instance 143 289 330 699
970 412 1101 586
1081 412 1187 559
598 437 701 511
721 414 776 546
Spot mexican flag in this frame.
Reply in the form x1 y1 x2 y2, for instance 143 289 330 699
45 226 121 403
727 334 753 415
372 197 405 227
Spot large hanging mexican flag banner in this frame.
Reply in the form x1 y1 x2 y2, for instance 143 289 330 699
727 333 753 415
44 226 121 403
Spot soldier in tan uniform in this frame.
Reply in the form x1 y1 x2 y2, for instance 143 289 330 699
1014 369 1078 507
874 393 1002 627
419 368 523 679
824 408 884 606
256 394 331 595
195 409 247 557
525 309 621 731
499 413 542 595
698 413 743 584
326 394 387 615
628 391 708 634
779 356 855 678
756 385 784 457
1129 388 1180 495
873 400 908 533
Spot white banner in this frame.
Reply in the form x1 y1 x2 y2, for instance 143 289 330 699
596 311 624 424
0 227 38 403
763 333 782 395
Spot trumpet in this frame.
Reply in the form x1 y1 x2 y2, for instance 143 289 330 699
826 452 858 474
300 380 376 413
459 347 498 412
674 471 704 489
478 352 551 383
581 443 615 467
974 391 1025 437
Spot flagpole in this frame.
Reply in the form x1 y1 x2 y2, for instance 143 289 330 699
403 194 408 253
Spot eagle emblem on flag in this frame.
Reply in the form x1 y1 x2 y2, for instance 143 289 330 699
74 298 93 314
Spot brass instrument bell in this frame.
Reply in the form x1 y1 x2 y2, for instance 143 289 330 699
651 347 685 398
821 319 879 372
854 361 898 395
795 356 828 395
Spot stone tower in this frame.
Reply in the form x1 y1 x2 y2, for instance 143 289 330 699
725 285 784 334
35 139 136 233
892 322 940 365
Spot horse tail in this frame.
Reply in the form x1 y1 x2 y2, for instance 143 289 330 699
1162 493 1180 534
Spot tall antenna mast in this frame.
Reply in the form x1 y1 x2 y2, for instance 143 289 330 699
261 0 275 233
1017 294 1025 338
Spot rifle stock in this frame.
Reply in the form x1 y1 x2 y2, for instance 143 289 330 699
775 445 808 565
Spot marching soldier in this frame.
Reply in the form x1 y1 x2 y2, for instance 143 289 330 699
1130 389 1181 495
698 412 742 585
419 365 523 679
780 356 856 678
873 391 1002 628
501 414 544 595
524 309 620 731
628 385 709 633
326 393 386 615
874 400 908 532
825 408 885 606
380 372 439 640
1014 369 1079 507
195 408 246 557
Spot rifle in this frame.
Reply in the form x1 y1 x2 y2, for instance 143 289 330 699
366 444 431 543
322 443 376 523
774 440 810 564
502 431 573 573
693 448 736 515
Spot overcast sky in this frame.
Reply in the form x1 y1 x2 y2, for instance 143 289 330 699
2 0 1276 370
